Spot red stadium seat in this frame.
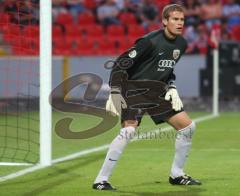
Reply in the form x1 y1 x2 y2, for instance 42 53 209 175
31 39 40 55
84 0 96 9
65 25 83 43
127 25 146 36
52 25 64 42
147 24 161 32
86 25 105 42
231 25 240 41
11 38 27 49
12 47 31 55
0 13 11 25
119 13 137 26
107 25 125 42
155 0 170 6
127 25 146 44
117 37 131 54
198 47 207 55
78 12 95 25
96 39 116 55
55 13 74 26
3 24 21 43
156 0 170 12
12 38 38 56
0 14 11 31
22 25 39 39
53 39 73 55
72 39 95 55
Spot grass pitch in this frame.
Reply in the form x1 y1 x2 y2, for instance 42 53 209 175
0 112 239 196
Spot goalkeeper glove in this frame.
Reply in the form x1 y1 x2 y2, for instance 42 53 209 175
106 88 127 116
164 86 183 111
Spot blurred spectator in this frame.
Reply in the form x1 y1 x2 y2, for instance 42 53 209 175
200 0 222 29
97 0 120 27
17 0 39 25
123 0 141 13
114 0 125 10
4 0 17 13
139 0 159 29
172 0 184 5
66 0 87 20
3 0 18 23
184 25 199 44
221 18 232 41
52 0 68 21
32 0 39 3
222 0 240 29
183 0 200 27
95 0 105 5
186 24 208 54
0 2 4 13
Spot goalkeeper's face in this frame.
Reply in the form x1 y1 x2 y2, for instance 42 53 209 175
163 11 184 36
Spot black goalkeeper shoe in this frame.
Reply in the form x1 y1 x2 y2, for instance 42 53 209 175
169 175 202 185
92 181 116 190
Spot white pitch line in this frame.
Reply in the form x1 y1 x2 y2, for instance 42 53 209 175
0 114 217 182
52 145 109 164
126 148 240 152
0 162 33 166
0 164 45 182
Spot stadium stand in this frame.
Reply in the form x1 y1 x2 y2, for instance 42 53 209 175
0 0 239 56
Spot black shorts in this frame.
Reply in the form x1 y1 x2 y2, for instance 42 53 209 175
121 107 184 126
120 80 183 125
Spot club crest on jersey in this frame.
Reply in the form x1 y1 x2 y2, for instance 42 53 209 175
173 49 180 60
128 50 137 58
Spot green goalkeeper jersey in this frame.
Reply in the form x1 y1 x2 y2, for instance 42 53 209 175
110 29 188 86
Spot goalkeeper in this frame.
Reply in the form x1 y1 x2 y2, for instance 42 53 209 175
93 4 201 190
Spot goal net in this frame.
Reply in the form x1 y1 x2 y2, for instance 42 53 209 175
0 0 40 166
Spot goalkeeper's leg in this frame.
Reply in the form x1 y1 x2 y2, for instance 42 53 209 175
166 111 201 185
93 120 138 190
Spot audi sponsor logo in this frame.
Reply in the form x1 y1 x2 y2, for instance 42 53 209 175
158 60 176 68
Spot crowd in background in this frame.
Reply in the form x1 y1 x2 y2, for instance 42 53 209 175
0 0 239 55
51 0 240 54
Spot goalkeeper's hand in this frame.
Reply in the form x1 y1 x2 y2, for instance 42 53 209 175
164 86 183 111
106 88 127 116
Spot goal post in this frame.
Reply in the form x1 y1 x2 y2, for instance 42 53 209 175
40 0 52 166
0 0 52 167
213 49 219 116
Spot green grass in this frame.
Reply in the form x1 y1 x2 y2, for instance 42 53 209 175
0 112 240 195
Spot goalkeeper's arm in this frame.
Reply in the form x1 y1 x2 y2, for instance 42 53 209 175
106 38 153 116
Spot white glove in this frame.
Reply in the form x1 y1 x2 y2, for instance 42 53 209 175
164 87 183 111
106 88 127 116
